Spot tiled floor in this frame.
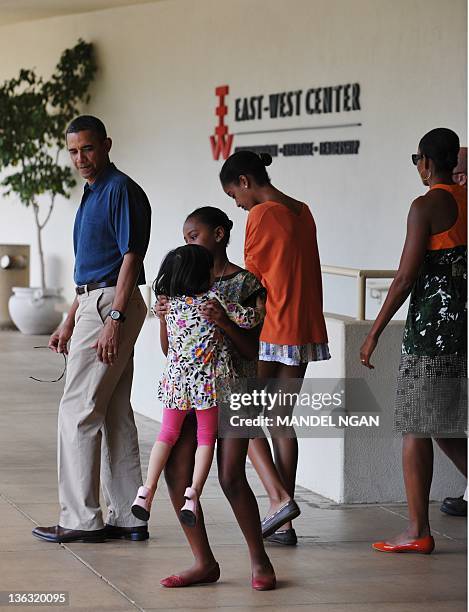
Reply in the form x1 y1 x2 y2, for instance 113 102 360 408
0 331 466 611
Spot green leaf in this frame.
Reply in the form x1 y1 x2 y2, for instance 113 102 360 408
0 39 96 213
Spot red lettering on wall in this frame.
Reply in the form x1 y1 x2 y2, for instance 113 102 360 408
210 85 234 160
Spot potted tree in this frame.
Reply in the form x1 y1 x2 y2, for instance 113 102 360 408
0 39 97 334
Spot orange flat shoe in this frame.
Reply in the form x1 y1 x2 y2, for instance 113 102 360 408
372 535 435 554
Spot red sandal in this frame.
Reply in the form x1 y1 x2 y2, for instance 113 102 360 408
252 571 277 591
160 563 220 588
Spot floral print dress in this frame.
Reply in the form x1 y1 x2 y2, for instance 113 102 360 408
158 284 262 411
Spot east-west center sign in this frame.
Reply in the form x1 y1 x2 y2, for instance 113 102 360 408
210 83 362 161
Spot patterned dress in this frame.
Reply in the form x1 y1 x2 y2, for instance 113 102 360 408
216 270 266 378
158 276 263 411
215 270 266 437
394 183 467 435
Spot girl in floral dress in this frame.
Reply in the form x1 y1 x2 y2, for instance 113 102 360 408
156 207 278 591
131 244 261 527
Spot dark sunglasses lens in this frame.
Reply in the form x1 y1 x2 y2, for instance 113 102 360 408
412 154 418 165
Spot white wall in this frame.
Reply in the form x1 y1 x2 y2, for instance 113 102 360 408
299 316 467 503
296 316 346 501
0 0 466 430
341 319 466 503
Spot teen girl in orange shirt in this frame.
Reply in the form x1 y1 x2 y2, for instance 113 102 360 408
220 151 330 545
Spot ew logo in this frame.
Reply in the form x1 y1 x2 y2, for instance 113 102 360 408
210 85 234 161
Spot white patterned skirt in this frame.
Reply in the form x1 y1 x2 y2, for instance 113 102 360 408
259 341 331 366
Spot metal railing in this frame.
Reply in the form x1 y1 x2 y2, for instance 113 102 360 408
321 265 397 321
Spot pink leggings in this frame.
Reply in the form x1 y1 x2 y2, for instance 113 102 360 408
157 406 219 447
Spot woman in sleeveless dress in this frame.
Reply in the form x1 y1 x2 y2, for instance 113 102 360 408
360 128 467 554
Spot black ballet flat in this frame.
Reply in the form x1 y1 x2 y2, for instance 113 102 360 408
265 527 298 546
261 500 300 538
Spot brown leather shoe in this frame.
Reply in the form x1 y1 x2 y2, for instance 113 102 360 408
103 524 149 541
32 525 107 543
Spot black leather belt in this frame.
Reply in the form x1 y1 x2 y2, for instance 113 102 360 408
75 280 116 295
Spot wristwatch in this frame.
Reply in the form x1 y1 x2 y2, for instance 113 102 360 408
108 309 126 322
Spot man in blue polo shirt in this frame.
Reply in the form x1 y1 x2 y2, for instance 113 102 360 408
33 116 152 543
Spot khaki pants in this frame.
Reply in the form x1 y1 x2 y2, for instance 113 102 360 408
58 286 147 530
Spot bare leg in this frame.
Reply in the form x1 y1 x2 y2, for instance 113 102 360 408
248 438 291 509
163 413 217 583
248 361 291 519
191 445 215 495
218 437 275 581
144 440 172 497
268 363 307 528
190 406 218 495
248 360 307 529
144 408 187 498
384 434 434 545
434 438 467 476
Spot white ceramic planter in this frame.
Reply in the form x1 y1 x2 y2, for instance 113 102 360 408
8 287 65 335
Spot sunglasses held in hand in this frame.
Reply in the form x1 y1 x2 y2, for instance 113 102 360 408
29 346 67 383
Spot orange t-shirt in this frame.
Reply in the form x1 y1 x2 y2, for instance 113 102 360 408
244 200 328 345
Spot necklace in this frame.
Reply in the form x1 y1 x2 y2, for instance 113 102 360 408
216 259 229 291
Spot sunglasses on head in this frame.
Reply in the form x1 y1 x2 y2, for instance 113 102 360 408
412 154 424 165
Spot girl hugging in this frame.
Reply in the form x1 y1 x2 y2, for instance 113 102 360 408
132 244 263 527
